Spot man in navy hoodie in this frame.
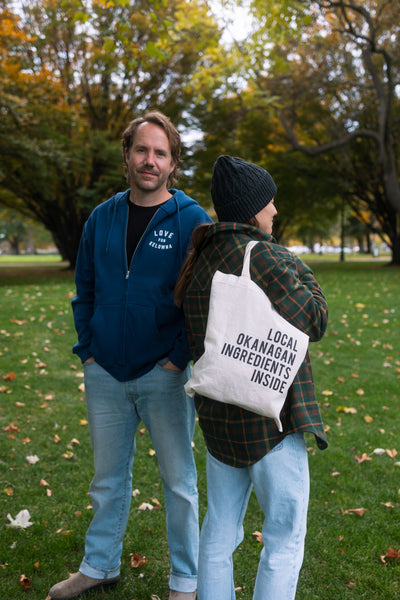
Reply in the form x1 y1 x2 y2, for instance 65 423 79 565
48 111 212 600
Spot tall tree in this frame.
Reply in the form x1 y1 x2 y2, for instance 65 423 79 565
245 0 400 263
0 0 220 267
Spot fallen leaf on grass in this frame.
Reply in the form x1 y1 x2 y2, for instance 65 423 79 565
62 451 74 459
138 502 154 511
2 372 16 381
130 553 148 568
2 422 20 433
26 455 40 465
336 406 357 414
341 508 365 517
34 360 47 368
19 574 32 589
380 547 400 564
56 528 73 535
67 438 80 449
10 316 28 325
252 531 263 543
386 448 398 458
354 453 372 464
373 448 398 458
7 509 33 528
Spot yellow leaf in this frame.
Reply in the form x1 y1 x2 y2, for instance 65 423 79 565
62 451 74 459
364 415 374 423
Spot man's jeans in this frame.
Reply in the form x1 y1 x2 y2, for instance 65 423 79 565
198 433 309 600
79 360 199 593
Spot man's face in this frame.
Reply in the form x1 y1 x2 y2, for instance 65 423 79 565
125 122 176 195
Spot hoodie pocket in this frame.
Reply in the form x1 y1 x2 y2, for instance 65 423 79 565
89 304 124 366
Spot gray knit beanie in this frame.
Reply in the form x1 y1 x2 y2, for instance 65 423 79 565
211 155 277 223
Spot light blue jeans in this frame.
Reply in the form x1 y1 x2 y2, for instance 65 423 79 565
198 433 309 600
79 360 199 593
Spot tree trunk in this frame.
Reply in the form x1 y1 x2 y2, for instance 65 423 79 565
390 229 400 266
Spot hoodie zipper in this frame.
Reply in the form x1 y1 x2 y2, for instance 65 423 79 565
125 208 161 279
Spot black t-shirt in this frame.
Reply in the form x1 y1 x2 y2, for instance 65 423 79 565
126 198 167 266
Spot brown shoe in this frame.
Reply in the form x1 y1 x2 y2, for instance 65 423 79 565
169 591 196 600
48 572 120 599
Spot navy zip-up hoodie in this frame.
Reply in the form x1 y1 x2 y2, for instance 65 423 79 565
72 188 212 382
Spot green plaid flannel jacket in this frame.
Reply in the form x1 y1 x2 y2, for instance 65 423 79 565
183 222 328 467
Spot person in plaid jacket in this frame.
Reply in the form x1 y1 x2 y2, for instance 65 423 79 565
175 155 328 600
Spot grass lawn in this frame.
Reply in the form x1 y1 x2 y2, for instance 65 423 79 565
0 258 399 599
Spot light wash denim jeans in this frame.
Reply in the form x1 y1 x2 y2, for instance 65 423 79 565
79 360 199 593
198 433 309 600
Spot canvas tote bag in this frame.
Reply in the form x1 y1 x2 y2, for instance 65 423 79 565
185 240 309 431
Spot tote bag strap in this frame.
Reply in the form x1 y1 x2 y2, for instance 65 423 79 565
241 241 260 279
